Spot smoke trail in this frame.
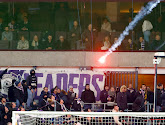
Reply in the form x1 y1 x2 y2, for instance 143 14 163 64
99 0 161 63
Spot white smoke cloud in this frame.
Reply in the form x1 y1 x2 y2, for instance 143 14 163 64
99 0 161 63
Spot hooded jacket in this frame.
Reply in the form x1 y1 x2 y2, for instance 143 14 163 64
81 86 96 103
26 69 37 89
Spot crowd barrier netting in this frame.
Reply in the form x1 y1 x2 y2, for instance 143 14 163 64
12 111 165 125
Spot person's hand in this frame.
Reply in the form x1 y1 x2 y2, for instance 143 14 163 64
51 104 55 107
4 115 7 119
93 29 96 31
31 89 33 93
107 97 111 101
144 101 147 105
85 38 88 42
35 88 37 92
48 47 52 50
72 33 76 37
7 66 10 69
22 103 24 106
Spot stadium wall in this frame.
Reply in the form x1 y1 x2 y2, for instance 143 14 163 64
0 51 164 67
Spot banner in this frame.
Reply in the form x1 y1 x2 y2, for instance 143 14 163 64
0 69 105 101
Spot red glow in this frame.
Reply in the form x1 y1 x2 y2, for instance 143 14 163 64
99 56 106 64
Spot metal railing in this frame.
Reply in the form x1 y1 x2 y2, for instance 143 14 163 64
83 102 154 112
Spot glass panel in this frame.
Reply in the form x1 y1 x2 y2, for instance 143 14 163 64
0 1 164 51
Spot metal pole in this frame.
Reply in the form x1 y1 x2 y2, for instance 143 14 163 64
135 68 138 91
154 57 157 112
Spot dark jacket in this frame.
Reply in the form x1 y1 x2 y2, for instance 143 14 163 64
69 27 80 42
0 104 11 125
161 92 165 106
8 80 16 102
22 81 28 103
81 89 96 103
40 98 48 111
39 91 50 107
147 90 154 103
117 92 127 111
72 99 81 111
67 91 76 106
132 93 145 112
100 90 108 103
45 40 55 50
20 21 30 31
56 40 70 50
13 85 24 105
150 40 165 50
82 29 98 50
137 40 149 50
127 88 136 103
26 69 37 89
157 88 162 106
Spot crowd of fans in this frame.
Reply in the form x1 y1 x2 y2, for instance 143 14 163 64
0 7 165 51
0 68 165 124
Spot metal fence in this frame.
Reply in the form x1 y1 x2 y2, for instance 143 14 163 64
105 70 138 90
83 102 153 112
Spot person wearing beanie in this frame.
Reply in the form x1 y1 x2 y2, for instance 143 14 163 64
26 69 37 109
13 81 24 108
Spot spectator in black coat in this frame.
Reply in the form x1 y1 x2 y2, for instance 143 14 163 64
8 79 16 102
56 36 70 50
69 20 80 50
45 35 55 50
82 24 98 50
14 81 24 108
132 91 146 112
0 98 11 125
20 17 30 31
26 69 37 109
40 94 48 111
39 87 50 107
117 85 127 111
100 85 109 103
156 83 164 112
22 80 28 103
127 84 136 103
81 84 96 110
146 86 154 103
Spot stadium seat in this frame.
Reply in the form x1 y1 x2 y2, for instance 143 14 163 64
10 40 18 50
0 40 9 49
